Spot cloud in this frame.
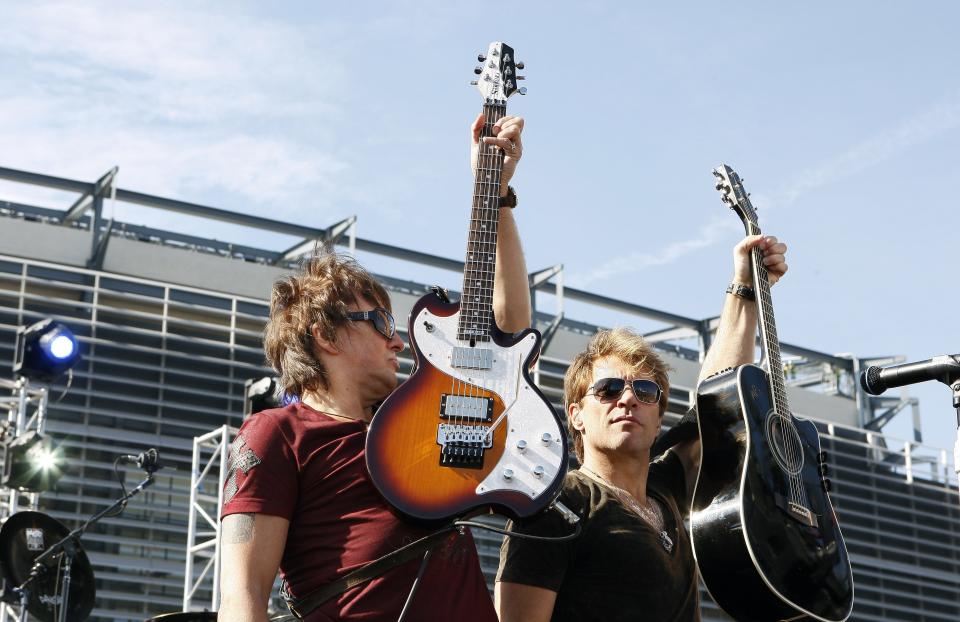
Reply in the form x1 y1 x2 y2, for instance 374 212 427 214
568 216 740 286
0 2 351 221
571 90 960 285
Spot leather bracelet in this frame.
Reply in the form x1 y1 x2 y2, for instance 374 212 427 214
499 185 517 209
726 282 756 301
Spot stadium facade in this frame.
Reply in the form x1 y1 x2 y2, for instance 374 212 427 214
0 166 957 621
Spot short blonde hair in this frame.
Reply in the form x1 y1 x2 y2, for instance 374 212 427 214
263 251 390 397
563 327 672 462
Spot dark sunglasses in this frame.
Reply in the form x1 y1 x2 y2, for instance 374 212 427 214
345 307 396 340
585 378 662 404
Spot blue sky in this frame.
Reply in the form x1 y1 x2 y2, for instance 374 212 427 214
1 1 957 455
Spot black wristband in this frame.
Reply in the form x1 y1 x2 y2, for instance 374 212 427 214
726 282 756 301
499 186 517 209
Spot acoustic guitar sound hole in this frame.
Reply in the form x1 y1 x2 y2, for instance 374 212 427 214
764 410 804 476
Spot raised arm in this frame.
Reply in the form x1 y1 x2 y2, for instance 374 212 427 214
218 513 290 622
672 235 788 480
471 113 532 332
699 235 788 381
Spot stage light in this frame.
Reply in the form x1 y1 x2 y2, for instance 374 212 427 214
2 431 65 492
13 319 82 382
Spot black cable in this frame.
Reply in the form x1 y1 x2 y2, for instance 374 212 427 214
106 456 130 518
453 518 582 542
395 548 435 622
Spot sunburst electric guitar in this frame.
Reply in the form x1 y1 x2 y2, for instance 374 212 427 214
366 42 567 523
691 164 854 622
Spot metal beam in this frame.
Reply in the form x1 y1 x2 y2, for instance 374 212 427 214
87 219 115 270
864 397 919 431
539 312 565 353
643 325 698 344
528 264 563 289
115 188 325 239
64 166 118 224
0 166 92 193
278 216 358 264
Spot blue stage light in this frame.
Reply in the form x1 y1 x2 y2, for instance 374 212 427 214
14 319 82 382
48 333 77 360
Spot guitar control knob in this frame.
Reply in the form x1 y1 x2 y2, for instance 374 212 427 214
541 432 552 445
533 465 545 478
516 439 528 453
423 321 435 332
502 468 514 481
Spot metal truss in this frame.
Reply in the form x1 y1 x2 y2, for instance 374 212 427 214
183 425 237 613
0 164 915 436
0 377 49 622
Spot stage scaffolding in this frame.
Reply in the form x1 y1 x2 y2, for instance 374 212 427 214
0 165 956 621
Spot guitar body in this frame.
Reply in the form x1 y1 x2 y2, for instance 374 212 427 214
692 364 854 622
366 292 567 522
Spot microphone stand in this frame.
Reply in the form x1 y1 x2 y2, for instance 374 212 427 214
12 471 157 622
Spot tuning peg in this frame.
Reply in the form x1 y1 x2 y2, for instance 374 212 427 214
712 170 722 178
470 80 478 86
715 182 724 191
518 87 527 95
474 66 482 75
478 53 486 62
517 75 526 80
721 195 732 204
516 61 525 70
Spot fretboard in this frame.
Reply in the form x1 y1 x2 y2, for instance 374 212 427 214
457 102 506 343
746 220 791 415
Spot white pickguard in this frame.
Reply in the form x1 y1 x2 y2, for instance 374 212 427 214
413 306 566 501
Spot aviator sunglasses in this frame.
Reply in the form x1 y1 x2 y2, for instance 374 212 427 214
585 378 662 404
345 307 396 340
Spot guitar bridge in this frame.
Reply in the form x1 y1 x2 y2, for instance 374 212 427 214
775 493 820 529
437 423 493 469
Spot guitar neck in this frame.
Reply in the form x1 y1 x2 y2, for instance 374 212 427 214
457 102 506 343
745 221 791 413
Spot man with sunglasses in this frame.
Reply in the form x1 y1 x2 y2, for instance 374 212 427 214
495 235 788 622
218 114 529 622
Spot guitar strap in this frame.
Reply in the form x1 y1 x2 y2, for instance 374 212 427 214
282 524 458 620
650 407 699 457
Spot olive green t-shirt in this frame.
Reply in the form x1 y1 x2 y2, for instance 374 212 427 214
497 451 699 622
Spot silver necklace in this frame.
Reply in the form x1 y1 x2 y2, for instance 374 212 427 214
580 466 675 553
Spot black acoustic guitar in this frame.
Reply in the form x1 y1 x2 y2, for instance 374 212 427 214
691 165 854 622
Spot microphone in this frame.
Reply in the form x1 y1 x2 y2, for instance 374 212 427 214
118 448 164 473
859 354 960 395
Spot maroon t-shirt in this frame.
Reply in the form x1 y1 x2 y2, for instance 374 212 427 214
220 402 497 622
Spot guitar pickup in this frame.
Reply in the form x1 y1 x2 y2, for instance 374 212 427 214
440 395 493 421
451 347 493 370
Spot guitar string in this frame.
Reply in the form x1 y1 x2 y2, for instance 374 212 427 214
752 237 805 508
452 103 504 453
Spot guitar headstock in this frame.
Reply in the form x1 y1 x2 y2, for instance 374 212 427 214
713 164 759 232
472 42 525 103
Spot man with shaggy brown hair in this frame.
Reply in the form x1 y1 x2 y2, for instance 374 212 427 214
496 235 789 622
218 114 529 622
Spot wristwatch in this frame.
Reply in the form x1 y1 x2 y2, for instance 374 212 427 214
726 282 756 301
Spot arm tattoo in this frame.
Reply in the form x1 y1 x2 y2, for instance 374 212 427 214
226 513 255 544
